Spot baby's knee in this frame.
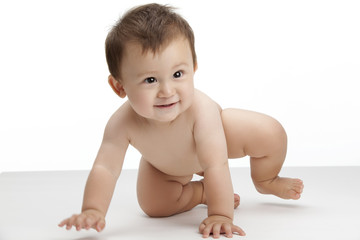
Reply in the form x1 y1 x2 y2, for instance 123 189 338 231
272 117 286 135
137 184 184 218
270 120 288 159
139 203 164 218
138 197 176 218
250 113 287 152
266 117 287 144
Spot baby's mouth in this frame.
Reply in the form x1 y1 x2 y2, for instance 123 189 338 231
154 101 179 108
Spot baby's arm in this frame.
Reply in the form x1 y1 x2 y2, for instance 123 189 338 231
59 110 129 232
193 95 245 238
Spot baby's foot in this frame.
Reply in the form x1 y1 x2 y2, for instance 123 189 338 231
254 176 304 200
200 181 240 209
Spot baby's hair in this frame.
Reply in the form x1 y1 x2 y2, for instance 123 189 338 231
105 3 197 80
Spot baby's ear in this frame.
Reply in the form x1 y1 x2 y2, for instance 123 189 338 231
108 75 127 98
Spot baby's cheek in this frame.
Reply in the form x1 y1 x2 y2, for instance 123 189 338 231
130 96 154 117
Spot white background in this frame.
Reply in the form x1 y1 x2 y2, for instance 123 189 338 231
0 0 359 172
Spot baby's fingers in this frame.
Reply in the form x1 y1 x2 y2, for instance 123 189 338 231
61 214 78 230
223 224 233 238
95 218 106 232
200 222 213 238
212 223 222 238
85 216 95 230
200 222 246 238
231 225 246 237
83 215 106 232
58 219 68 228
75 214 87 231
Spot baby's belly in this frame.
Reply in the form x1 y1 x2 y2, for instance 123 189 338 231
143 152 203 177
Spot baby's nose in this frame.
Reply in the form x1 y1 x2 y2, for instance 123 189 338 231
158 82 175 98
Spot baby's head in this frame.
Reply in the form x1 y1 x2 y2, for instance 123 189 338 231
105 3 197 81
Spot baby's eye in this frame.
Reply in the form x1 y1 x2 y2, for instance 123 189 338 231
173 71 183 79
144 77 157 84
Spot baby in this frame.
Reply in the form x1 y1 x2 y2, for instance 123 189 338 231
59 3 304 238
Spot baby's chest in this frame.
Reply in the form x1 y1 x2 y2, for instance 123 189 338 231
129 125 203 175
132 128 196 160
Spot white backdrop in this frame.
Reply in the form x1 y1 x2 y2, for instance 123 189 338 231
1 0 359 172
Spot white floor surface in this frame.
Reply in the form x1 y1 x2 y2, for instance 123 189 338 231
0 167 359 240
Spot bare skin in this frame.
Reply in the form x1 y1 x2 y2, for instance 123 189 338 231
59 38 304 238
222 108 304 201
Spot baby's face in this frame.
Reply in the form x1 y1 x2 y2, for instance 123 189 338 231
120 37 196 123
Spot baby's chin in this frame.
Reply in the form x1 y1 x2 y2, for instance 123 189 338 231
137 100 193 124
152 102 188 122
150 112 181 123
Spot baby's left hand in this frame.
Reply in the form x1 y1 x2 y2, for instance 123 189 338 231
199 215 246 238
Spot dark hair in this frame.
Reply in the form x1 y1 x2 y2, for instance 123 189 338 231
105 3 197 80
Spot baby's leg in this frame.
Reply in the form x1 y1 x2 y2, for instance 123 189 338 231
137 158 205 217
222 109 303 200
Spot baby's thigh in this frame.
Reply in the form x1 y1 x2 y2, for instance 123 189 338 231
136 158 192 217
222 108 284 159
221 108 267 159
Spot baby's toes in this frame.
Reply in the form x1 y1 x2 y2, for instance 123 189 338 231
292 179 304 193
290 189 301 200
288 179 304 199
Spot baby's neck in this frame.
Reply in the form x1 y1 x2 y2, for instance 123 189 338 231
144 117 179 128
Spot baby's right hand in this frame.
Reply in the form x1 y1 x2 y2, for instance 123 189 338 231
58 209 106 232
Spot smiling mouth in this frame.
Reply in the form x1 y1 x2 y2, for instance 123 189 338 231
155 102 178 108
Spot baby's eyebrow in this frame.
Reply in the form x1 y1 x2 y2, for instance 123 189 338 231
172 62 189 69
137 70 157 79
136 63 190 79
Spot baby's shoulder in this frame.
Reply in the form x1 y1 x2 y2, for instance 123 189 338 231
192 89 222 113
105 101 136 131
